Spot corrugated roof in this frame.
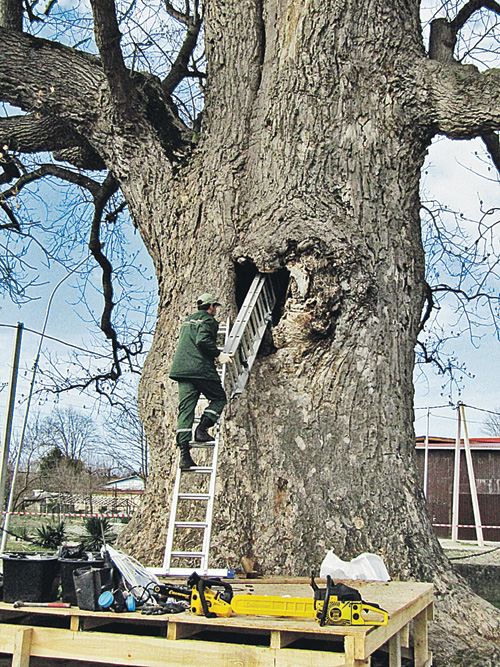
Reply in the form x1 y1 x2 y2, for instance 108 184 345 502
416 436 500 450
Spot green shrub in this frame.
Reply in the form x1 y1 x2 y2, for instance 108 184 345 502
81 516 116 550
33 521 67 549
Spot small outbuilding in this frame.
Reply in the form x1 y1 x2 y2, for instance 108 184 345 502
415 436 500 541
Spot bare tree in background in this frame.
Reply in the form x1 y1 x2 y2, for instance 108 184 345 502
103 389 149 481
483 408 500 435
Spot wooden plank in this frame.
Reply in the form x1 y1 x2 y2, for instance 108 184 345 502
0 624 345 667
12 627 32 667
270 630 304 649
400 623 409 648
388 631 401 667
413 609 431 667
363 588 433 658
345 636 370 667
1 625 272 667
167 621 206 640
274 651 346 667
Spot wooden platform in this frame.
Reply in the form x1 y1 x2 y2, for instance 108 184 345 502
0 579 433 667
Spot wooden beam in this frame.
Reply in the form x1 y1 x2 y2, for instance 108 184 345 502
413 609 431 667
270 630 303 649
344 636 371 667
400 623 409 648
388 631 401 667
12 627 32 667
166 620 205 640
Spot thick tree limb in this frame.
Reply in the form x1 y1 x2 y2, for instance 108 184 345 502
423 60 500 139
89 0 134 110
0 27 106 128
0 26 192 164
0 114 105 170
429 1 500 64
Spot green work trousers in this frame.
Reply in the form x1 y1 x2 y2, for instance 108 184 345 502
176 378 227 446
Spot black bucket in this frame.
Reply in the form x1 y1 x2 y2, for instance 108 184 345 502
73 566 113 611
59 557 105 605
1 553 60 603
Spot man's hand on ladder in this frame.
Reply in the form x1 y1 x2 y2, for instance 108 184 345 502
218 352 234 364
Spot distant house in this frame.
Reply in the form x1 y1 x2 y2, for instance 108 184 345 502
104 475 145 492
415 436 500 542
25 475 145 516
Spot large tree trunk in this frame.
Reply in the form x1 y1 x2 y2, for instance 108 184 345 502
118 1 500 664
134 0 438 576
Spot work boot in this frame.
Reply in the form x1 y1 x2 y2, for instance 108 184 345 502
178 443 196 469
194 415 215 443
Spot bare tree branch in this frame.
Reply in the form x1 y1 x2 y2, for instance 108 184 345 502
162 12 203 96
419 281 434 332
89 0 134 109
0 200 20 229
451 0 500 33
164 0 190 25
481 129 500 173
0 163 103 202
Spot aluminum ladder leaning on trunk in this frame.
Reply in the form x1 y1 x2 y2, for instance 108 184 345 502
155 274 277 577
222 273 276 398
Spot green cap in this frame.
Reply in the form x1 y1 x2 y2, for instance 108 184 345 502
197 292 221 307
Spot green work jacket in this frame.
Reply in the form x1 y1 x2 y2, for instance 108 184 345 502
169 310 221 382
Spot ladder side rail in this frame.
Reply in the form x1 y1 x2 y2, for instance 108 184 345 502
162 465 183 571
222 275 267 355
236 286 276 374
199 321 230 572
200 430 220 572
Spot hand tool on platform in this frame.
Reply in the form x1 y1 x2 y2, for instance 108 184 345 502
13 601 71 609
188 572 388 626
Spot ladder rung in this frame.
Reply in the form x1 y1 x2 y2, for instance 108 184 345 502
178 493 211 500
171 551 205 558
175 521 209 528
181 466 213 473
190 441 215 447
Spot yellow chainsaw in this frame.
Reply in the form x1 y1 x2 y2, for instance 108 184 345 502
187 572 388 626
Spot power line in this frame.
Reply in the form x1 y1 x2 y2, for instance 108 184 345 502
415 403 500 418
0 322 110 359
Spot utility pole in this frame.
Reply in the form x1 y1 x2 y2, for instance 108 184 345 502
0 257 89 554
0 323 23 511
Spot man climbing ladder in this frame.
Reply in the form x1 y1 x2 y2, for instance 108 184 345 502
169 292 233 469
